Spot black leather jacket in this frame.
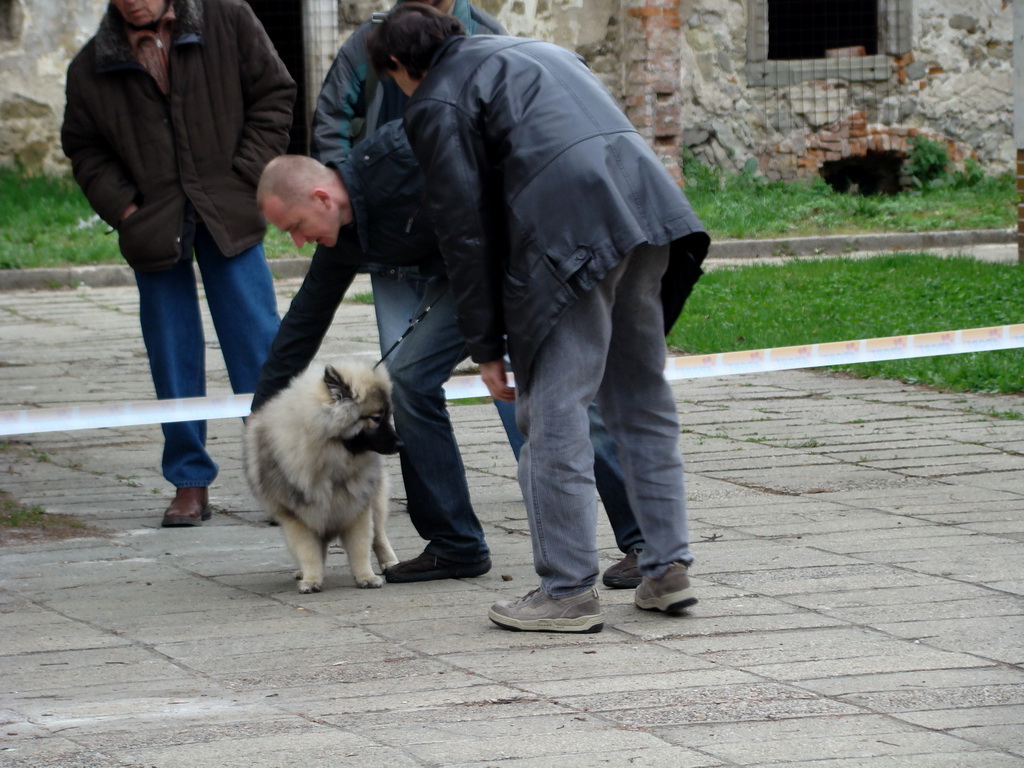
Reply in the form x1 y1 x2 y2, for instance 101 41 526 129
403 36 710 382
252 120 440 409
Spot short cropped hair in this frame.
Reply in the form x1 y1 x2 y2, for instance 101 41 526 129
257 155 336 209
366 2 465 80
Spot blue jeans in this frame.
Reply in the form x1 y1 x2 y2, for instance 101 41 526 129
134 226 280 488
371 268 644 557
370 267 433 355
516 244 693 598
378 272 489 562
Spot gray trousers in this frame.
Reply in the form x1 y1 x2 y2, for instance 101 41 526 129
515 243 693 598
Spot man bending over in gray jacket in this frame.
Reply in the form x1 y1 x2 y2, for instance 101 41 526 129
368 3 710 633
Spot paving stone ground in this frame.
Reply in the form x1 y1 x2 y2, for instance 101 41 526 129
1 252 1022 767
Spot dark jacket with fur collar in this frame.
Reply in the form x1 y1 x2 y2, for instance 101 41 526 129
61 0 296 271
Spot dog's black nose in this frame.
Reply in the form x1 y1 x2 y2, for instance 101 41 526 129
363 424 403 455
379 437 403 455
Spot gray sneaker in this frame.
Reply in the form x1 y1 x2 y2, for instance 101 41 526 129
635 562 698 614
489 587 604 633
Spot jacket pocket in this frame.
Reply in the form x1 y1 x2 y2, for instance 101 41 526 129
543 245 594 293
503 270 529 302
117 204 183 272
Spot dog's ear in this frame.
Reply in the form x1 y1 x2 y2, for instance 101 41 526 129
323 365 354 402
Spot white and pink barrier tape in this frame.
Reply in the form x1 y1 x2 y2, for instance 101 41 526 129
2 323 1022 437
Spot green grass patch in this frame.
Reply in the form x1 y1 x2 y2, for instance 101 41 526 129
2 158 1014 270
2 166 1020 395
0 167 301 269
682 152 1014 239
670 254 1024 394
0 489 102 545
263 229 308 260
450 396 492 406
0 171 115 269
966 406 1024 420
1 494 56 527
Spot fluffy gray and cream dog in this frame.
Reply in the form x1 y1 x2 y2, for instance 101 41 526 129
244 360 402 592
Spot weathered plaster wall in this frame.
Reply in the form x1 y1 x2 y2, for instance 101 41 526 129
1 0 1014 181
910 0 1013 169
2 0 623 175
681 0 1013 177
339 0 624 89
0 0 107 175
679 0 754 171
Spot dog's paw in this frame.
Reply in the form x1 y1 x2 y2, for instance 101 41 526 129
293 569 303 581
380 560 399 573
356 574 384 589
298 579 323 593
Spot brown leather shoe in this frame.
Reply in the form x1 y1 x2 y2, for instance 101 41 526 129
161 487 212 527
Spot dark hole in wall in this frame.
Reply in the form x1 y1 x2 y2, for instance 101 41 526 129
1 0 22 41
768 0 879 60
246 0 308 155
819 151 904 195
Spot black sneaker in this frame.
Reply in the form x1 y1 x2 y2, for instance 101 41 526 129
384 551 492 583
601 548 643 589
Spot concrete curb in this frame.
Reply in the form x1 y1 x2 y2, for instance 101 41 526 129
709 227 1016 259
0 229 1016 291
0 255 316 291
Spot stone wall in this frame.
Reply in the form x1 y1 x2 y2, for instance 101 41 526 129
681 0 1013 179
0 0 106 175
0 0 1014 183
760 110 976 189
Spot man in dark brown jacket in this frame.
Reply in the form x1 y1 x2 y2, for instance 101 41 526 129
62 0 296 527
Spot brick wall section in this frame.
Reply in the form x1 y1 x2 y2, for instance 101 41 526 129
758 110 974 182
624 0 683 182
